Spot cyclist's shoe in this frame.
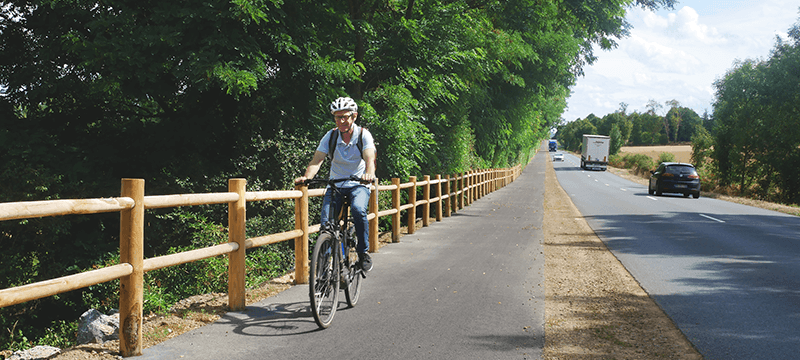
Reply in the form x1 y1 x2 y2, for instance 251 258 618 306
358 252 373 272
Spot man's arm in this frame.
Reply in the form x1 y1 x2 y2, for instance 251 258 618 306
294 151 327 184
362 148 376 182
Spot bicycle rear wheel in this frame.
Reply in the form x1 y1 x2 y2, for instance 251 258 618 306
309 232 339 328
343 243 363 307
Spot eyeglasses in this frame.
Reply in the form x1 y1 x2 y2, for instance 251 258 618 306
334 113 353 120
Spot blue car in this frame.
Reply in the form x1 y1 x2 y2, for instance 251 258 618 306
648 162 701 198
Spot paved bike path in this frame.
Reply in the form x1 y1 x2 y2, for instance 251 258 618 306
139 150 546 360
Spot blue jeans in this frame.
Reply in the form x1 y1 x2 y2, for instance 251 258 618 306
320 185 370 254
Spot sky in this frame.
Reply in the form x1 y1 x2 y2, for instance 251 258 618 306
561 0 800 123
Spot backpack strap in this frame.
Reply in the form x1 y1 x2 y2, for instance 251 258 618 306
357 128 364 156
327 129 338 160
328 127 365 160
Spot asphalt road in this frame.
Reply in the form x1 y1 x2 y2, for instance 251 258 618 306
551 152 800 360
138 151 547 360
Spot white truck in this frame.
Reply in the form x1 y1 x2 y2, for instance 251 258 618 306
581 134 610 171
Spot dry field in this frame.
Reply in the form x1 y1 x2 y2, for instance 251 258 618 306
620 145 693 163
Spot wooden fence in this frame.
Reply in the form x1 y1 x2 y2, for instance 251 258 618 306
0 166 520 357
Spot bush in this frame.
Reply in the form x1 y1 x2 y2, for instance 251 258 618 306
616 153 656 176
658 152 676 164
695 166 716 192
608 154 624 168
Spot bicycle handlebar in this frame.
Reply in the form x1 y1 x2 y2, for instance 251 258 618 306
303 176 375 187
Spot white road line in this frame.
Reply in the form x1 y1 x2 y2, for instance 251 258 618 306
699 214 725 223
620 188 627 191
646 196 658 201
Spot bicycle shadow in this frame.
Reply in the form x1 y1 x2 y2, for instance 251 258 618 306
213 296 357 337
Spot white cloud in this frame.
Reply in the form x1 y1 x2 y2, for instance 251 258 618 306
624 35 703 74
665 7 724 44
561 0 800 124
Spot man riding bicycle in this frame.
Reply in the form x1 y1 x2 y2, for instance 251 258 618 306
295 97 376 271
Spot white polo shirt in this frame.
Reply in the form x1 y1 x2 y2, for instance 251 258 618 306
316 124 375 188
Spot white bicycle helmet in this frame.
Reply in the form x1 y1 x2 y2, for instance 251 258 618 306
329 97 358 114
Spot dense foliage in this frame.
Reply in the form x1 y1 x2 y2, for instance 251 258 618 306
708 15 800 204
1 0 676 350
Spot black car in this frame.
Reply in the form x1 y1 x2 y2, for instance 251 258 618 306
648 162 701 198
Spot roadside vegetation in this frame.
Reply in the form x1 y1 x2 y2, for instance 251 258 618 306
0 0 682 352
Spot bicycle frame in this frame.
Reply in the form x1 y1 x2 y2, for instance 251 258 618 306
316 179 355 265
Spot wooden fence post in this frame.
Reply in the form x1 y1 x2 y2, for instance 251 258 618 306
452 174 459 213
480 170 484 198
227 179 246 311
489 169 493 193
444 175 451 217
435 174 443 221
458 172 465 210
467 170 475 205
294 183 309 284
492 169 497 192
119 179 144 357
407 176 417 235
478 170 486 198
369 181 378 253
391 178 401 243
463 172 468 207
480 170 484 197
479 171 483 198
485 170 490 195
422 175 430 227
468 171 474 205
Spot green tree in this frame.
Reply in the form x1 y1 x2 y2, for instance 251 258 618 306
628 111 664 145
665 106 702 143
691 125 713 169
610 124 623 155
712 59 767 193
557 117 598 152
711 16 800 204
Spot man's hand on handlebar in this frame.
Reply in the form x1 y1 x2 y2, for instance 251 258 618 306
361 173 376 184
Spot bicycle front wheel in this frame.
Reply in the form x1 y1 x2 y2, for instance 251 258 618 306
344 243 363 307
309 232 340 328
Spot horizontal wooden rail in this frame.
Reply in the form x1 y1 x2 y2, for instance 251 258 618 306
0 264 133 308
246 229 305 249
378 209 397 217
0 163 523 357
143 243 240 272
0 198 135 221
144 193 239 209
246 190 303 202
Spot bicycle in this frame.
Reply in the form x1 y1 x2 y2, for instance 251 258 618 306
303 176 372 328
